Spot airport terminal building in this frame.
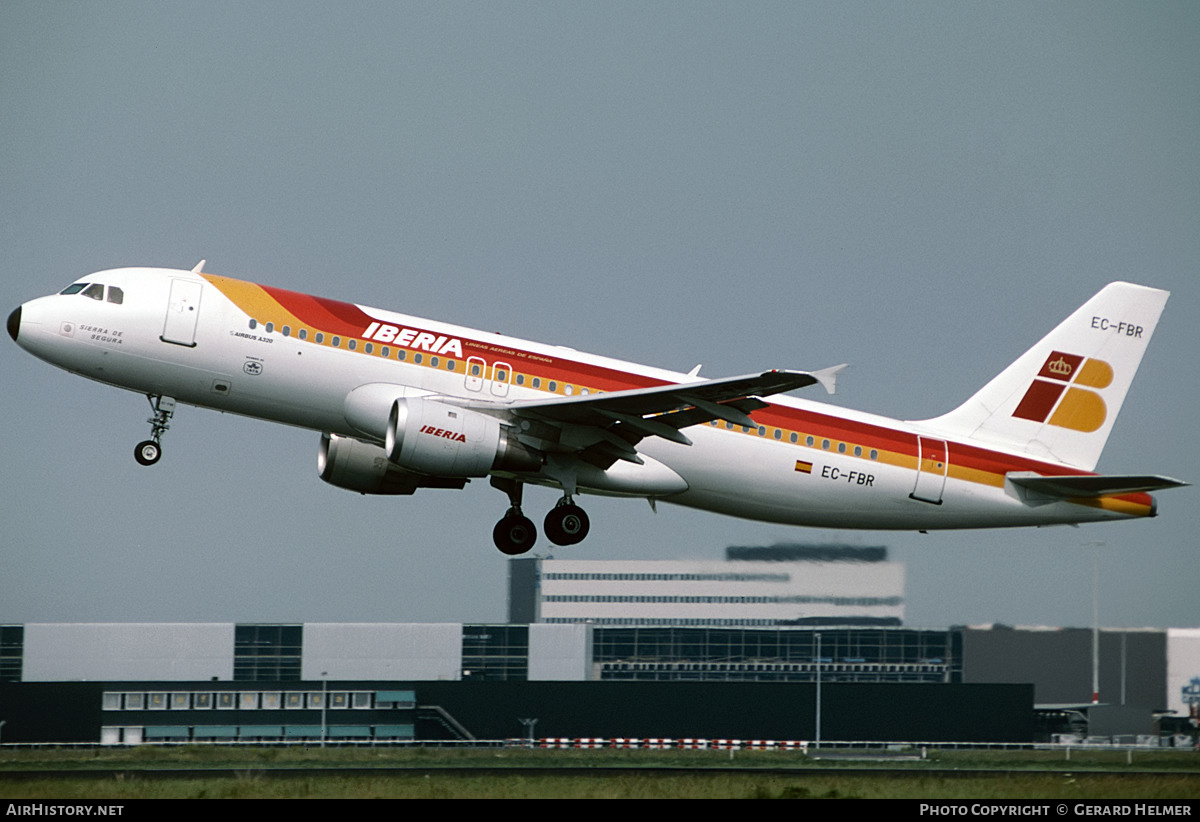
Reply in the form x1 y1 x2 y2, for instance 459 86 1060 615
1 547 1196 746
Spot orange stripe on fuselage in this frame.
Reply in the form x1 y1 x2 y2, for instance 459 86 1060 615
201 274 1153 516
202 275 307 331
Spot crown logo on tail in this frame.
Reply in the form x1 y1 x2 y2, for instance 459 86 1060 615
1047 356 1073 377
1012 351 1111 433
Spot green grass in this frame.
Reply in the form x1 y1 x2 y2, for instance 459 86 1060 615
1 746 1197 799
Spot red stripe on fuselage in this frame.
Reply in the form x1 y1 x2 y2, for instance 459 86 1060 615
236 277 1149 508
259 285 375 337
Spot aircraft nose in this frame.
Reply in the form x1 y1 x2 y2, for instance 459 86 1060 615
7 305 19 342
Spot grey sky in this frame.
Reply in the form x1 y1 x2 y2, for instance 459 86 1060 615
2 2 1196 630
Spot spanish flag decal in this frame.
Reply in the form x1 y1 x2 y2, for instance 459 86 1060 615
795 460 813 474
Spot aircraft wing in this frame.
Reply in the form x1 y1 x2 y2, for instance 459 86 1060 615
455 365 845 467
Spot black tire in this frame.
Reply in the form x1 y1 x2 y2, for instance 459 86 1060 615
134 440 161 466
544 504 590 546
493 514 537 555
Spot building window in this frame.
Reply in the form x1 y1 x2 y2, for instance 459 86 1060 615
234 624 303 681
0 625 23 682
461 624 529 681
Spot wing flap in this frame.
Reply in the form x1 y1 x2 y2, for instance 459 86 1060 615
455 368 831 470
467 368 823 427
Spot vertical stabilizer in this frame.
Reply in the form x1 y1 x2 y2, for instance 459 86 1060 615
922 282 1168 471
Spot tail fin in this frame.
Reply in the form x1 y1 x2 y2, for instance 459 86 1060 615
922 282 1169 471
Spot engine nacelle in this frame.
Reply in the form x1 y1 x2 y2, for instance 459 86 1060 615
318 433 466 495
386 397 541 477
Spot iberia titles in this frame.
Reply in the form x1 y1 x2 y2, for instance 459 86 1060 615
361 321 464 358
420 425 467 443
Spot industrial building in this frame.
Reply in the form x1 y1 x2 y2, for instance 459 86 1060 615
1 620 1196 745
1 547 1195 746
0 621 1020 744
508 544 904 626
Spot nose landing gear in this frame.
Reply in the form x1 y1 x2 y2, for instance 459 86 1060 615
134 395 175 466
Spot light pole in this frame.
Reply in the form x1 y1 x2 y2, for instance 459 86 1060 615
320 671 328 748
814 632 822 749
1084 541 1105 704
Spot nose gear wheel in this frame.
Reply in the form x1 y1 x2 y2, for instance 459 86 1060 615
134 395 176 467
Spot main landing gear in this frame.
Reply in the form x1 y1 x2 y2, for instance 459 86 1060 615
544 497 590 546
134 395 176 467
490 478 591 555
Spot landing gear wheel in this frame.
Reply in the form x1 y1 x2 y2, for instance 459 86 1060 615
134 440 162 466
493 514 537 555
544 503 590 546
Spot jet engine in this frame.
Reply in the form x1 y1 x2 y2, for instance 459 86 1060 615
318 433 466 495
385 397 541 477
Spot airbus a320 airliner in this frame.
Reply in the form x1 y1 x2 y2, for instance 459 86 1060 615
8 263 1185 554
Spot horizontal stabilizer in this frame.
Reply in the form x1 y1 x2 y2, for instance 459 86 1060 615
1007 472 1188 499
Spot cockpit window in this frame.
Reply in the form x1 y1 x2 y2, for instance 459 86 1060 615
82 283 105 301
107 286 124 304
60 283 88 295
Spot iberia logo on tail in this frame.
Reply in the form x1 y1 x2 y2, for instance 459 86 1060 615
1012 351 1113 433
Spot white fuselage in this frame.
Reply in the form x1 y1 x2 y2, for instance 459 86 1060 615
10 267 1158 534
